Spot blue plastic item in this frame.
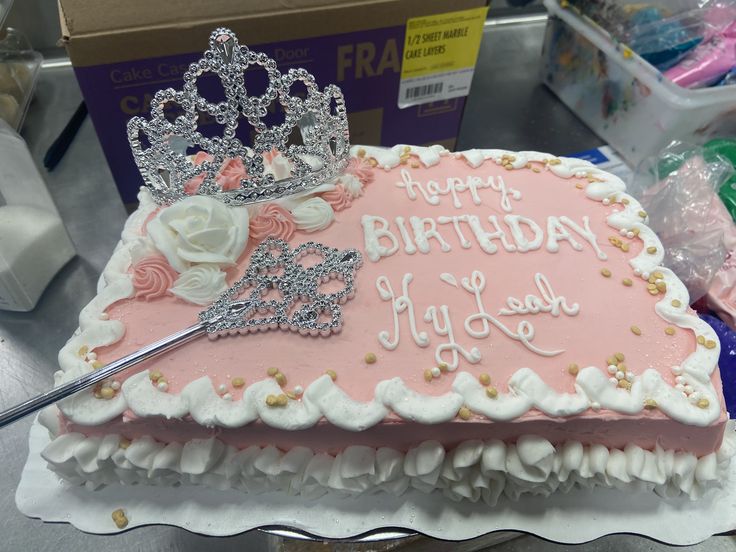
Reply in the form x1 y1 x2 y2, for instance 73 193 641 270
701 313 736 416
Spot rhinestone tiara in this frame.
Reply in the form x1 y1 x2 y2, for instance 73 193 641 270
126 28 350 206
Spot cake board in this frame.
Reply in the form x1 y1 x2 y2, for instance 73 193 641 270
16 419 736 544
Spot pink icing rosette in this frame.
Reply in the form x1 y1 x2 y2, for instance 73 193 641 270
183 152 248 194
345 157 375 185
321 184 352 212
131 255 177 300
249 204 296 242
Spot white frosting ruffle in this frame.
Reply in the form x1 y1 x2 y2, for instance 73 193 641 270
41 421 736 502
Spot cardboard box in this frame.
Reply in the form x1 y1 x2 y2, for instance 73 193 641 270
59 0 489 203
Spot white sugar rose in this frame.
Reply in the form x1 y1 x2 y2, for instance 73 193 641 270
147 196 249 273
291 197 335 232
170 264 228 305
340 173 364 198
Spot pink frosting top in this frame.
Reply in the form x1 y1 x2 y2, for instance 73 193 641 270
249 203 296 242
321 184 353 211
345 157 375 185
131 255 177 301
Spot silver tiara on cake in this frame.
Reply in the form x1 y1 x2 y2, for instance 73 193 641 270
126 28 350 206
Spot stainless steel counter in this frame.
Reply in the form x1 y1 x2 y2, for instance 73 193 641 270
1 15 734 552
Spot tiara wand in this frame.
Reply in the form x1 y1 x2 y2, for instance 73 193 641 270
0 238 363 428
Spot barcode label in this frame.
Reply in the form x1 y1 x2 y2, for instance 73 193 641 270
405 82 443 100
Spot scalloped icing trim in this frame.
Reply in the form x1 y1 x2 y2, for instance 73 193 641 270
55 147 724 430
40 419 736 502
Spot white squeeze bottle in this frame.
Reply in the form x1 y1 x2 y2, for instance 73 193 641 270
0 118 75 311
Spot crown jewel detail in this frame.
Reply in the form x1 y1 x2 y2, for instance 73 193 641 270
127 28 350 206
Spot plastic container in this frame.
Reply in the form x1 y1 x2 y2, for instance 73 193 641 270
0 0 14 30
0 27 42 130
0 119 75 311
541 0 736 167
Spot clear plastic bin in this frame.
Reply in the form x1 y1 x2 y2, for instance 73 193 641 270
0 0 14 30
0 27 42 130
541 0 736 167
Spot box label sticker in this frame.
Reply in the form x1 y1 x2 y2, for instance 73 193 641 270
398 6 488 108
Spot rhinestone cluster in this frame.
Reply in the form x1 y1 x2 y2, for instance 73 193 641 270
126 27 350 207
200 238 362 337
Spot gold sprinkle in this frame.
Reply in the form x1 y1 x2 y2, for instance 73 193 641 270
402 145 411 154
274 372 287 387
267 367 279 377
618 379 632 390
286 391 297 400
622 198 630 205
458 407 472 420
648 275 657 284
100 387 114 400
622 278 633 287
504 164 513 170
438 362 449 373
617 362 627 372
111 508 128 529
364 352 377 364
326 369 337 381
357 148 366 158
653 271 664 280
606 356 617 366
78 345 89 358
149 371 162 382
621 243 630 253
631 325 642 336
644 398 658 409
656 282 667 293
486 386 499 398
119 439 131 449
548 158 561 165
478 373 491 386
697 335 706 345
646 246 657 254
232 377 245 388
665 327 676 336
410 161 420 168
648 289 660 296
622 46 634 59
368 158 378 167
424 369 433 383
705 340 717 349
609 236 622 246
638 210 647 218
265 394 278 406
568 363 579 376
399 157 408 165
647 283 657 291
276 394 288 406
697 398 710 409
600 268 612 278
575 182 584 189
532 167 541 173
671 299 682 308
92 360 103 369
632 228 640 236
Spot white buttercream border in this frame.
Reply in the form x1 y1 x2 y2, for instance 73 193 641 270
55 146 724 429
40 419 736 503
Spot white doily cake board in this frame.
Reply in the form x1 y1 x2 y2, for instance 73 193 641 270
16 421 736 543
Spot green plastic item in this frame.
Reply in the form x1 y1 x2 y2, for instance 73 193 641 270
706 139 736 222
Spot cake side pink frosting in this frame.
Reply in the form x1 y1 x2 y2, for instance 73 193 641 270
91 153 726 440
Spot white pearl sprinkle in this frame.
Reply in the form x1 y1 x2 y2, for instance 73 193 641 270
294 385 304 396
157 381 169 392
603 199 610 206
675 376 685 385
619 228 627 236
675 383 685 391
430 367 441 378
591 401 601 411
626 231 635 239
607 365 618 374
690 391 701 401
609 377 618 384
100 313 109 320
634 268 642 275
625 372 634 382
87 352 97 360
684 385 694 395
101 382 111 389
217 384 227 394
642 272 650 280
223 393 232 401
111 380 121 391
615 371 625 380
671 365 683 375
